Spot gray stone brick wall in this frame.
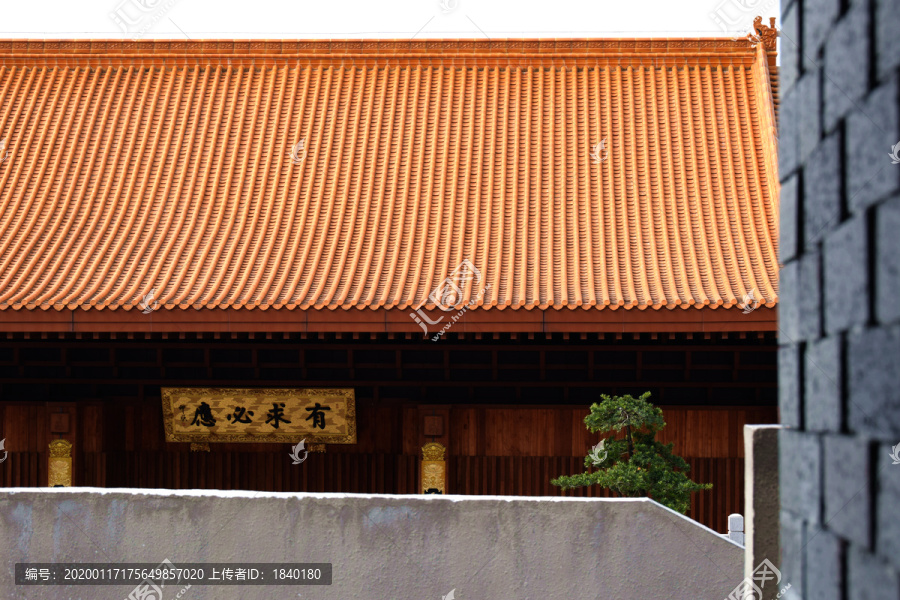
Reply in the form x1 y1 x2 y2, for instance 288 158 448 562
780 0 900 597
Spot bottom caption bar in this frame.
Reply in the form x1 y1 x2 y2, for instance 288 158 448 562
15 562 332 585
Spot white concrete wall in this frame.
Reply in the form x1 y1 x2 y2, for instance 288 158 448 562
0 488 744 600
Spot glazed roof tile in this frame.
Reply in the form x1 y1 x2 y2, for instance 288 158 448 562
0 36 779 313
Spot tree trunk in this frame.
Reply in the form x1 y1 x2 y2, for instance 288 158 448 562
625 423 634 458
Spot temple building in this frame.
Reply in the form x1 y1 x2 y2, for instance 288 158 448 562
0 20 779 532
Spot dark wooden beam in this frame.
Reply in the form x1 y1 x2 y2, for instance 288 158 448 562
0 306 777 334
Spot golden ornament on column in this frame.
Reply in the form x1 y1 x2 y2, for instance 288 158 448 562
421 442 446 494
48 439 73 487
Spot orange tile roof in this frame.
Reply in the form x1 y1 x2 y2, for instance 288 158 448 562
0 35 779 314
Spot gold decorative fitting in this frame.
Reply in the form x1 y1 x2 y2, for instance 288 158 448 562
421 442 447 494
48 439 72 458
752 16 778 51
308 443 326 453
422 442 446 462
48 439 73 487
190 442 210 452
422 463 445 491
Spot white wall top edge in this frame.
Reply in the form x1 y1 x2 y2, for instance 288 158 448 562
0 487 656 503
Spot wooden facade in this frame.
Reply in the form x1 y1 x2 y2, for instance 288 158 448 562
0 332 777 532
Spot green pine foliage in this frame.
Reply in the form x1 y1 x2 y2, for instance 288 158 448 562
551 391 712 514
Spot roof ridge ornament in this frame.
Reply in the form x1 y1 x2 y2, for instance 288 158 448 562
749 16 778 51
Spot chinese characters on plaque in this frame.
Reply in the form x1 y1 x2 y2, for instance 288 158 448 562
161 388 356 445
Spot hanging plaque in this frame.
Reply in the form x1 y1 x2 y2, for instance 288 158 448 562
161 387 356 444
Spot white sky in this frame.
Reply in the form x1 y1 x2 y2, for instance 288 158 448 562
0 0 780 39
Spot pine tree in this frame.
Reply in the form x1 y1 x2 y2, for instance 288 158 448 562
551 391 711 514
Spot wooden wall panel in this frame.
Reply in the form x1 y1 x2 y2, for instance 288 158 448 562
80 404 103 453
452 406 777 458
70 452 420 493
401 406 418 456
483 409 563 456
2 404 49 454
0 452 42 488
449 408 479 456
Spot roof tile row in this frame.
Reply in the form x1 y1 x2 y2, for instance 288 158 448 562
0 36 779 313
